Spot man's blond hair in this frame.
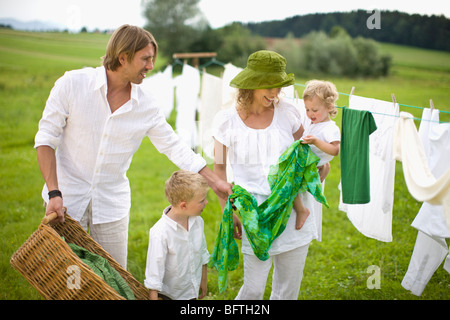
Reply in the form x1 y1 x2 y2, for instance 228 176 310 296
165 170 209 206
302 80 339 118
102 24 158 71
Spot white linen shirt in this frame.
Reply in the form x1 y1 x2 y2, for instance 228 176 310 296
35 66 206 224
212 99 302 196
144 206 210 300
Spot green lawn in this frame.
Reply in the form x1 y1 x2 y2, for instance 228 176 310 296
0 29 449 300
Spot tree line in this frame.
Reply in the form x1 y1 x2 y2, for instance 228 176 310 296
243 10 450 52
140 1 447 77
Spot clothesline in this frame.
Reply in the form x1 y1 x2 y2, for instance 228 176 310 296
334 106 447 124
294 82 450 120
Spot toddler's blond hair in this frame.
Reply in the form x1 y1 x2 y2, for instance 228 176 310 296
302 80 339 118
164 170 209 206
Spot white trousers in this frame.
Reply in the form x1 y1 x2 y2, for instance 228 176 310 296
235 244 310 300
401 231 449 296
79 201 129 268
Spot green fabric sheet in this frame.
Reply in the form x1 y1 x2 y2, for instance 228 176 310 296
209 140 329 292
340 108 377 204
67 242 135 300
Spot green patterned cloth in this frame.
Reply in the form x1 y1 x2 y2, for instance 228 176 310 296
209 140 329 292
67 242 136 300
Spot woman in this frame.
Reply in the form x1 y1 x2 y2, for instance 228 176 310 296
212 50 328 299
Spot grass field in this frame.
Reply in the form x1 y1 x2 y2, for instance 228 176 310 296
0 28 449 300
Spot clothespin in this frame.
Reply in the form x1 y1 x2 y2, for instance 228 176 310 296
348 87 355 108
391 94 397 106
429 99 434 111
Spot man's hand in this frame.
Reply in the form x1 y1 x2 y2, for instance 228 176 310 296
213 178 233 201
198 166 233 201
45 196 65 223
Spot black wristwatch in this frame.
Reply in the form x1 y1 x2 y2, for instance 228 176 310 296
48 190 62 199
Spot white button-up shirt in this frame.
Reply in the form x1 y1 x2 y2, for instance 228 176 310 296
35 66 206 224
144 206 210 300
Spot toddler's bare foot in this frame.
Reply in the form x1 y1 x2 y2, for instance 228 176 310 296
295 208 310 230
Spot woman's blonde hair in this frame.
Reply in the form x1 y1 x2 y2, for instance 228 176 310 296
164 170 209 206
102 24 158 71
236 89 254 117
236 88 281 118
302 80 339 118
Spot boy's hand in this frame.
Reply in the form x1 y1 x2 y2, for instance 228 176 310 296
198 284 207 299
149 290 159 300
199 264 208 299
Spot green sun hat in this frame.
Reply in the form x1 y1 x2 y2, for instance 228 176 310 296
230 50 295 90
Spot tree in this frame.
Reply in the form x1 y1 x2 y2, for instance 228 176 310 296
215 23 266 66
298 29 391 77
142 0 207 57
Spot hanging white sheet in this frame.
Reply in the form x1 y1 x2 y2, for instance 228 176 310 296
140 65 174 119
175 63 201 149
221 63 243 109
198 71 223 160
339 95 399 242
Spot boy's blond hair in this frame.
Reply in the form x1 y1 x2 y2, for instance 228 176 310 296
302 80 339 118
165 170 209 206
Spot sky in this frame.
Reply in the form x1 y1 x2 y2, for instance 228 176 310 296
0 0 448 31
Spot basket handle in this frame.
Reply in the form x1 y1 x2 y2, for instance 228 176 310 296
41 207 67 225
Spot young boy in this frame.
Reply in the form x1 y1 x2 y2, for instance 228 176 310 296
144 170 210 300
294 80 341 230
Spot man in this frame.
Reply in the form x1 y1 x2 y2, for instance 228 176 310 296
35 25 232 268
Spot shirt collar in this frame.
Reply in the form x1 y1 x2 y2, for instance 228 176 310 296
162 206 178 231
94 66 140 104
130 82 139 104
94 66 107 91
162 206 197 231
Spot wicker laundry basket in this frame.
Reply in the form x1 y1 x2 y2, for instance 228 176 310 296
10 210 149 300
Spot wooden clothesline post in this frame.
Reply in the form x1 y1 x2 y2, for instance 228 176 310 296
172 52 217 69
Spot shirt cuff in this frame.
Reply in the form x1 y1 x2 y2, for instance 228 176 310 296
144 279 162 292
188 155 207 173
34 131 59 150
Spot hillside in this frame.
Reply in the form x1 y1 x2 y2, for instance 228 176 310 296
243 9 450 52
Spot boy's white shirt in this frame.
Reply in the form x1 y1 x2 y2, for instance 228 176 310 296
144 206 210 300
